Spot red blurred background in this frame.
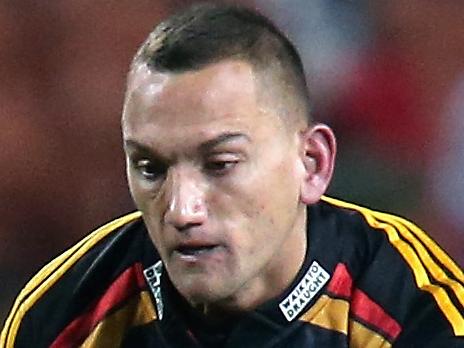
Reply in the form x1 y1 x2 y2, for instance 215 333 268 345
1 0 463 323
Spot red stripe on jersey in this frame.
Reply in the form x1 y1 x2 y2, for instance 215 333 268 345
327 263 353 299
351 288 402 340
50 262 146 348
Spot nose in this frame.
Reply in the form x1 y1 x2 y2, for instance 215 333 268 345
163 167 207 230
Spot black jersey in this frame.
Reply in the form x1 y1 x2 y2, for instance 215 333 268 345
2 197 463 347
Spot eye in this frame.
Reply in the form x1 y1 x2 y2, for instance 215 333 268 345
132 158 165 181
204 154 240 176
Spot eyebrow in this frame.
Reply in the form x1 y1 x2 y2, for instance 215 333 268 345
123 132 251 155
123 139 155 154
199 132 251 152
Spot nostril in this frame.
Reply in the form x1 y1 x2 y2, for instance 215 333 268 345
175 221 203 233
164 198 207 229
164 206 206 229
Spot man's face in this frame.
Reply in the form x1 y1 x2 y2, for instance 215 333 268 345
122 60 306 308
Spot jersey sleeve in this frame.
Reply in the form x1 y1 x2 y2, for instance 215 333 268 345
0 212 142 348
322 196 464 347
382 216 464 347
364 213 464 346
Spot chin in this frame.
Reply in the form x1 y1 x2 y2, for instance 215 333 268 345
175 278 232 305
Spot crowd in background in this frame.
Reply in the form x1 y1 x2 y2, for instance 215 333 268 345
1 0 463 323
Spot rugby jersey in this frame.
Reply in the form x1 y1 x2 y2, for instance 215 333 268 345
2 196 463 347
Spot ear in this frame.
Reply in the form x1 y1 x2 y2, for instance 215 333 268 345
298 124 336 205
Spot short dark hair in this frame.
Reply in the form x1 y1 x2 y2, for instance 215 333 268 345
132 2 312 123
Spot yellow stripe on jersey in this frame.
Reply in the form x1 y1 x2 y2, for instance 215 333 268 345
321 196 464 336
349 320 392 348
299 294 349 335
0 211 142 348
390 215 464 283
300 292 393 346
375 213 464 307
369 215 464 335
80 291 156 348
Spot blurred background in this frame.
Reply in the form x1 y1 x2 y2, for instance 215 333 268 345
1 0 463 324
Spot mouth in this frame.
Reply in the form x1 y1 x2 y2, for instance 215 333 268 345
173 243 224 262
176 245 219 256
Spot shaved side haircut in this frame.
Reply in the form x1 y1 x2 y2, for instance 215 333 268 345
131 2 313 124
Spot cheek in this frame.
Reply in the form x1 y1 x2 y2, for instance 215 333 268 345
127 172 144 207
127 172 169 235
127 173 161 212
144 215 163 246
213 156 298 227
240 159 300 233
214 182 279 253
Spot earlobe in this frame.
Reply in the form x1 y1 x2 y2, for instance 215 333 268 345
299 124 336 205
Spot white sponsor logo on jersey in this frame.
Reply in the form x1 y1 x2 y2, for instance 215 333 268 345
279 261 330 321
143 261 164 320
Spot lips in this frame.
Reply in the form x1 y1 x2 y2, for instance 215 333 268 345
176 245 218 256
172 240 224 261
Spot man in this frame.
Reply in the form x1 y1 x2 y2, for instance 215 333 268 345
2 3 463 347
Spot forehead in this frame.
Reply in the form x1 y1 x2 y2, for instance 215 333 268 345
122 60 279 150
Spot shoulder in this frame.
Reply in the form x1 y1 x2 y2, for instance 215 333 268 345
0 212 152 348
318 196 464 343
319 195 463 280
